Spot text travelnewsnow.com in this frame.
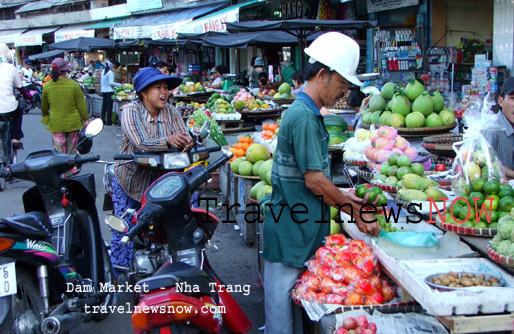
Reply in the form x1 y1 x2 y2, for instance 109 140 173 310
195 196 500 225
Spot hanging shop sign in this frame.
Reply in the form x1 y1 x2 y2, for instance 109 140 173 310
151 20 190 40
127 0 162 13
113 25 151 40
55 28 94 43
15 34 41 47
275 1 303 20
183 8 239 34
366 0 419 13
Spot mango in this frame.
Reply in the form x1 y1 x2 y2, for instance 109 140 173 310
424 187 447 201
402 174 429 190
399 189 428 202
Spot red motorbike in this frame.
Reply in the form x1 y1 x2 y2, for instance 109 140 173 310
105 144 252 334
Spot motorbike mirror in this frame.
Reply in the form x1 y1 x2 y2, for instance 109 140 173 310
104 214 129 233
84 118 104 138
189 121 211 140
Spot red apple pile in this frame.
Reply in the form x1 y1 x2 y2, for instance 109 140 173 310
335 315 377 334
291 234 396 306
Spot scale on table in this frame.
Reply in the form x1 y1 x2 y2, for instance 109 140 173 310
222 74 236 90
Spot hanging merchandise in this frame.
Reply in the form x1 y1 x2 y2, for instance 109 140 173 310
450 94 505 194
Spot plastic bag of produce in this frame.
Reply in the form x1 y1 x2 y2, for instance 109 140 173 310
451 94 505 193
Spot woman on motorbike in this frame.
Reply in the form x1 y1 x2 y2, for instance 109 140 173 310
41 58 89 155
111 67 192 304
0 43 31 151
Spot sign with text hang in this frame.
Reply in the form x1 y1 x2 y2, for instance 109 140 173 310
55 29 94 43
182 8 239 34
151 19 191 40
15 34 42 47
366 0 419 13
127 0 162 12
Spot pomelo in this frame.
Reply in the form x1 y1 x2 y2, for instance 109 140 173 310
252 160 265 176
439 109 456 126
230 157 246 173
250 181 268 200
246 144 270 163
412 91 433 117
238 161 254 176
405 111 425 128
388 113 405 128
425 113 443 127
259 159 273 181
278 82 291 94
381 82 396 100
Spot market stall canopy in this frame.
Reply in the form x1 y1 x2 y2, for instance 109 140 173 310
54 24 94 43
49 37 115 52
15 0 88 14
29 49 65 60
177 31 228 40
225 19 377 67
225 19 378 35
15 27 60 47
0 29 27 45
181 0 258 34
113 2 228 40
146 39 201 47
201 30 322 49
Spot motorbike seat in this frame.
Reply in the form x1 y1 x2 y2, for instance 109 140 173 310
0 211 53 240
136 262 212 295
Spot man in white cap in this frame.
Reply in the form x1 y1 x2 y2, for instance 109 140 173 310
262 32 380 334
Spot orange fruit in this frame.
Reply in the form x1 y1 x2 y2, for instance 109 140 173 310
269 123 279 131
236 149 245 157
262 124 270 131
241 143 250 150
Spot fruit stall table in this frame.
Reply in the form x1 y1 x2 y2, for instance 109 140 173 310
332 210 514 334
112 98 133 123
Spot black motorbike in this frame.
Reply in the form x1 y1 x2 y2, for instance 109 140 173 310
0 119 113 334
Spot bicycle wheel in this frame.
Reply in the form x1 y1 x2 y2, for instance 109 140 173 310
86 95 94 117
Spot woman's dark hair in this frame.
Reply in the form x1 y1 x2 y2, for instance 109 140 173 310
292 70 304 84
215 65 228 75
151 60 168 69
347 89 366 108
302 61 333 81
113 60 120 68
51 69 61 82
250 56 257 67
104 61 112 74
258 72 269 85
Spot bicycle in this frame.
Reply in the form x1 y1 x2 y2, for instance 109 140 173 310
77 81 95 117
0 113 19 191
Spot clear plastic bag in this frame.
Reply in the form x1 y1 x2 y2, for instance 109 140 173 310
451 94 505 194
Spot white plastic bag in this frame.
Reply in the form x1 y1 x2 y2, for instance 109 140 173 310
451 94 505 193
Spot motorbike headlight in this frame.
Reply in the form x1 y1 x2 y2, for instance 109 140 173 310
162 153 190 170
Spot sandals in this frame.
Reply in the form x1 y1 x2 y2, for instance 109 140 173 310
11 140 23 150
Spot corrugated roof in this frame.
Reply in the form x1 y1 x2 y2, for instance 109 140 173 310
15 0 88 14
116 2 226 28
0 1 29 9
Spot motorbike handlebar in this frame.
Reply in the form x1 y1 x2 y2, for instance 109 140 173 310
114 154 134 161
120 212 152 244
207 151 233 173
75 155 100 165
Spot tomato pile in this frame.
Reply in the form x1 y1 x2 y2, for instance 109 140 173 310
292 234 396 306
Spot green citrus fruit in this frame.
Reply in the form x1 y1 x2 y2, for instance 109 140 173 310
483 180 500 195
471 178 485 192
355 185 368 198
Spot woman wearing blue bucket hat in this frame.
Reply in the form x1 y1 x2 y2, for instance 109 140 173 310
110 67 192 303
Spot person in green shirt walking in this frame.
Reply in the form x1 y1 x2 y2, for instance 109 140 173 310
41 58 89 154
262 32 380 334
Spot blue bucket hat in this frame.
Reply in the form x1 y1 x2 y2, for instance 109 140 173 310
133 67 182 93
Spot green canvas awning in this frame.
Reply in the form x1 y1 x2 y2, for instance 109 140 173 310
83 19 128 30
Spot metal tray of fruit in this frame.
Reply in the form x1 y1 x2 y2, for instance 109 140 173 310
370 181 400 193
360 123 457 137
425 271 505 291
343 157 367 166
487 245 514 268
435 216 497 237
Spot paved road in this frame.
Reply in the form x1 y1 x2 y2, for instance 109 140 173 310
0 110 264 333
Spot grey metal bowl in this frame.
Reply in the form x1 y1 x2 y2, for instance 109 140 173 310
425 271 506 291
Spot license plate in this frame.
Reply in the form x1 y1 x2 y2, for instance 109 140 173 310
0 262 17 297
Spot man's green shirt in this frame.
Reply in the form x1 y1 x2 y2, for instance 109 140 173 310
262 92 331 268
